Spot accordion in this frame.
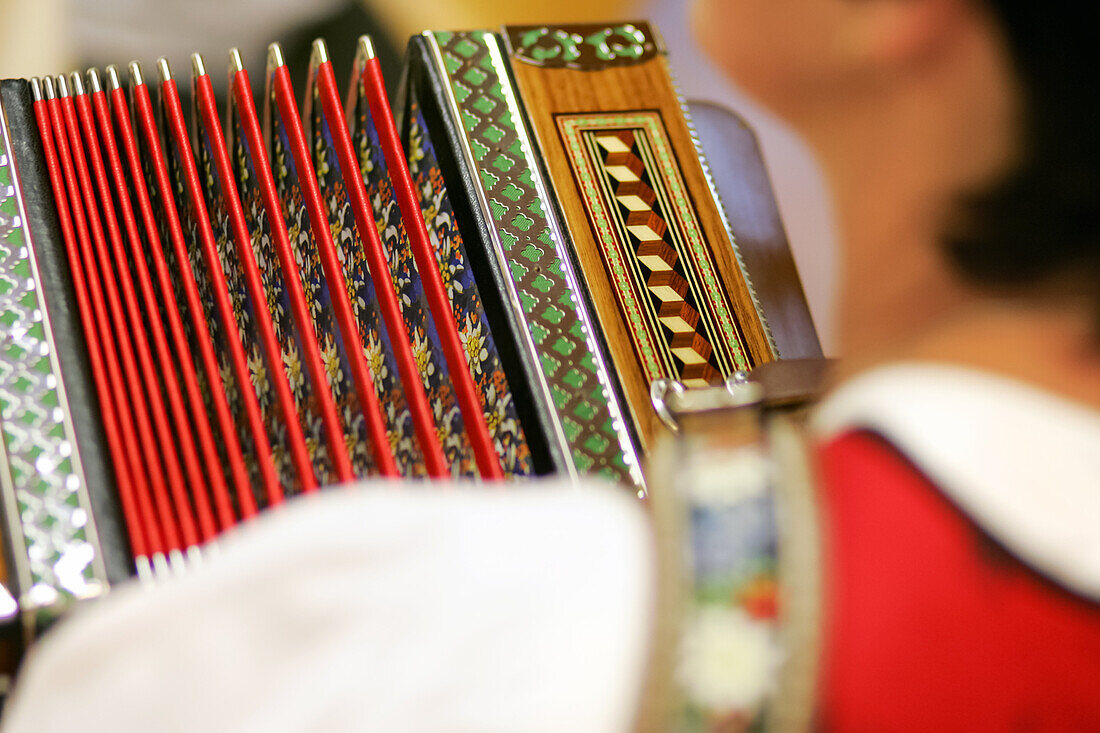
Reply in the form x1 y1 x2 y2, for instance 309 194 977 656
0 23 818 647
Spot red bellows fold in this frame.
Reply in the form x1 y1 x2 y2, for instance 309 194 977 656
133 61 283 507
353 45 504 480
127 64 272 515
188 58 321 492
57 76 192 557
106 65 252 527
42 77 170 569
266 47 401 478
304 47 447 479
71 73 214 548
223 55 357 485
85 69 227 541
32 78 155 576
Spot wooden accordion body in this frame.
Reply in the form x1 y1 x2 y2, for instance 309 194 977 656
0 23 818 646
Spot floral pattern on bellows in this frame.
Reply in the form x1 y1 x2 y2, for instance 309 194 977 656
195 125 301 497
403 96 533 477
268 90 384 478
334 83 473 475
229 108 336 486
161 122 264 508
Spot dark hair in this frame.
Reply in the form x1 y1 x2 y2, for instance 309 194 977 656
944 3 1099 311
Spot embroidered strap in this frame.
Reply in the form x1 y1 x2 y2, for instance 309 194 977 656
640 383 822 730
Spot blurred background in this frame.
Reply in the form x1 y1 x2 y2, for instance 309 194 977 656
0 0 837 351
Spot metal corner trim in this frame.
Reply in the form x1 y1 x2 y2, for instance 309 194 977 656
667 60 779 359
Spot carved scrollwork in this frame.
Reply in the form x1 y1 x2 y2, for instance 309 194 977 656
506 22 660 70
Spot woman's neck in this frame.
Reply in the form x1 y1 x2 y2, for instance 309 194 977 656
800 1 1021 360
831 174 971 358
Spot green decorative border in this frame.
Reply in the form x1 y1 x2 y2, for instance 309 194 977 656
0 98 108 632
427 31 645 491
559 113 750 378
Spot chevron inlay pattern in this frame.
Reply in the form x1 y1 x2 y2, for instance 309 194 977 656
558 113 752 388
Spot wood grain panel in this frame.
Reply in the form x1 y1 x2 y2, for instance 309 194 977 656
507 51 774 451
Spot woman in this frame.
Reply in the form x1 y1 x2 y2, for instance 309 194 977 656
694 0 1100 727
3 1 1095 730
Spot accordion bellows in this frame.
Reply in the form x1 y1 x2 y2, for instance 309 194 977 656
0 24 818 635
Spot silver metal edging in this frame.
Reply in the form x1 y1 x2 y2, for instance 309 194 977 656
0 410 32 631
0 94 110 628
0 110 39 622
666 58 779 360
424 32 580 484
483 33 646 493
3 96 109 587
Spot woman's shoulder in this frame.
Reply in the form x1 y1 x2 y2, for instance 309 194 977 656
812 360 1100 600
809 362 1100 728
